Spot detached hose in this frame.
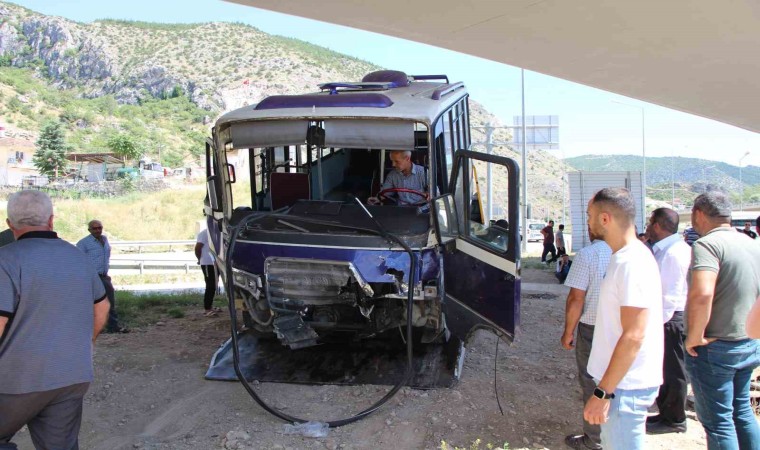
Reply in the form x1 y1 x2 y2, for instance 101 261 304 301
224 206 417 427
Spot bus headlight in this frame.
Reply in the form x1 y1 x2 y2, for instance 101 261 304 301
232 268 262 299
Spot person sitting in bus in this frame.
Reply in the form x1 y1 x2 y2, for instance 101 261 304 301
368 150 428 205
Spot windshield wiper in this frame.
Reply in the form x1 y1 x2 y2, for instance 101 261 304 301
276 219 310 233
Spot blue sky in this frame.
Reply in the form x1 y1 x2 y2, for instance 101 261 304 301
8 0 760 167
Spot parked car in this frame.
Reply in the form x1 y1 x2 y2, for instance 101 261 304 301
526 222 545 242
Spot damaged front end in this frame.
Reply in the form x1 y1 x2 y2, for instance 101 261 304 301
231 245 444 350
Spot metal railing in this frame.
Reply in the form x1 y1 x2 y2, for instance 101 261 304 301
109 240 198 273
110 240 195 253
110 258 200 274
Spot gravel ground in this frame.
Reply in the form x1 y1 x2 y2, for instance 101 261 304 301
10 268 739 450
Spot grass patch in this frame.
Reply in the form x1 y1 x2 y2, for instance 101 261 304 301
115 291 226 328
2 185 209 242
521 256 552 271
110 273 201 286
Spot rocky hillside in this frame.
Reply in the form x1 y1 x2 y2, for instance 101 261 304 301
0 1 570 219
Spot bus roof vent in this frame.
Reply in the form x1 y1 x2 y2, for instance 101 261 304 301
409 74 450 84
318 82 394 94
255 93 394 110
362 70 410 87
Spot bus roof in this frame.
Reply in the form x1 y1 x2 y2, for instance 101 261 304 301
216 71 467 129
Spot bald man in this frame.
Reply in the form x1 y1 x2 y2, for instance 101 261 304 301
77 220 127 333
369 150 428 205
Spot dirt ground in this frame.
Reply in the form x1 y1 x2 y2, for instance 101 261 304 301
11 268 748 450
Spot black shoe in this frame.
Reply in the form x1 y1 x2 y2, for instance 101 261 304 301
107 326 130 334
564 434 603 450
646 414 662 424
646 420 687 434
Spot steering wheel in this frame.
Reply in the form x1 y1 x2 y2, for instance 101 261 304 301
377 188 428 206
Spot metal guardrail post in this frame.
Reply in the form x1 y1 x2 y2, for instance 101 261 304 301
139 262 144 274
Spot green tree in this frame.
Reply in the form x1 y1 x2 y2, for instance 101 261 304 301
33 120 69 179
107 133 143 163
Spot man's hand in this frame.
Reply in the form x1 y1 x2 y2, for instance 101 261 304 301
685 336 716 357
367 197 381 205
583 396 611 425
561 331 575 350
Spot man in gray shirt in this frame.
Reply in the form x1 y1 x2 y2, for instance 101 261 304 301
370 150 428 205
0 190 110 450
685 191 760 449
77 219 127 333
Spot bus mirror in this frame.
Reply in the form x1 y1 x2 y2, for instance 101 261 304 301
226 164 236 184
207 177 221 211
432 194 458 242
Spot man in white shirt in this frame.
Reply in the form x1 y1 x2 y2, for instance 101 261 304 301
195 226 219 317
645 208 692 434
561 222 612 450
583 187 664 450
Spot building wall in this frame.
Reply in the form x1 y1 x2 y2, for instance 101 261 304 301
0 143 39 186
569 171 644 249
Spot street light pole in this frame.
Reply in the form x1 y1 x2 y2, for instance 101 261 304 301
612 100 646 230
740 151 750 211
521 69 528 253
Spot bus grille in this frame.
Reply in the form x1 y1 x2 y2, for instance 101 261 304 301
264 258 366 310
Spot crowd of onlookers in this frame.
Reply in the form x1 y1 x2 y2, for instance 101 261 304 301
557 189 760 450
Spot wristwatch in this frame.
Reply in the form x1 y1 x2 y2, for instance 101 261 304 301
593 387 615 400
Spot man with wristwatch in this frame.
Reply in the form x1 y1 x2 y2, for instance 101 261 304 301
582 188 664 450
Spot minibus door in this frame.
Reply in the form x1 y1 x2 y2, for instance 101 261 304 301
203 138 226 274
432 150 521 342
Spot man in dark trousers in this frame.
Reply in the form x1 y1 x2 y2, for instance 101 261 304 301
77 219 127 333
645 208 692 434
0 190 110 449
541 219 557 263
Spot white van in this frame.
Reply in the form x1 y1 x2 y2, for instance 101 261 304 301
527 221 545 242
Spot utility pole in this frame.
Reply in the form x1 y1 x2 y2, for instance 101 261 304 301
521 69 528 253
740 151 750 210
486 123 494 219
671 151 675 207
611 101 646 228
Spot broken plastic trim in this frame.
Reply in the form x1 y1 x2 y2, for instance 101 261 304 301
224 207 417 427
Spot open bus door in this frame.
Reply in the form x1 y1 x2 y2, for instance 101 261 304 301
433 150 520 342
203 138 226 273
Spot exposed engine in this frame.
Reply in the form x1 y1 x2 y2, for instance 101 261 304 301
233 258 442 349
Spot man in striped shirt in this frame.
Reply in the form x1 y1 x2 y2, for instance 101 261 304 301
369 150 428 205
77 220 127 333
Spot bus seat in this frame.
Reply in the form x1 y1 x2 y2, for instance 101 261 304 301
270 172 310 210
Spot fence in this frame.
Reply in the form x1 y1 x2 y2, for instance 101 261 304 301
110 240 197 274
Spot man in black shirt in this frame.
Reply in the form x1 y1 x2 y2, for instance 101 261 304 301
739 222 757 239
541 220 557 263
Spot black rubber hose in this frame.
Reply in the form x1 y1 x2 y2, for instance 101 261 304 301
224 208 417 427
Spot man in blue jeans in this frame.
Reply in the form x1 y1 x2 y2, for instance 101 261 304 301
583 188 664 450
685 192 760 450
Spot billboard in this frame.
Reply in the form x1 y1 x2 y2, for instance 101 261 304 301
512 115 559 150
